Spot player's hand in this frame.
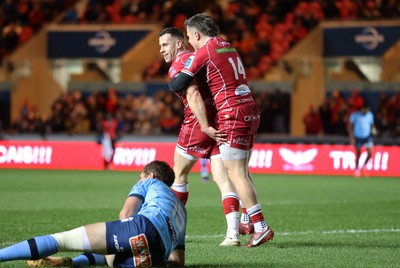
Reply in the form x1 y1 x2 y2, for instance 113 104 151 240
202 126 228 143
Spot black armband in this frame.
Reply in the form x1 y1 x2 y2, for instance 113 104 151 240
169 72 194 93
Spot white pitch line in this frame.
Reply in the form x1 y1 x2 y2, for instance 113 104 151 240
187 228 400 239
1 229 399 247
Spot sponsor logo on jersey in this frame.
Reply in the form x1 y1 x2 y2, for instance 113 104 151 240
354 27 384 50
244 115 260 122
279 148 318 171
235 84 251 96
129 234 152 268
184 56 195 68
237 97 253 104
88 31 116 53
215 47 237 54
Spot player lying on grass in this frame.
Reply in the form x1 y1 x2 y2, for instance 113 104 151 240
0 160 187 268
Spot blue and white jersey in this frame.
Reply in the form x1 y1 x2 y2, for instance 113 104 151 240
128 179 187 260
349 111 374 139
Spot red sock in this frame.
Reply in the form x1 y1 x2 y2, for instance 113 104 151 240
222 193 239 215
171 188 189 206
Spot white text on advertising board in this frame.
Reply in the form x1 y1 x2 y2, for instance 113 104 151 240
113 147 156 166
0 145 52 164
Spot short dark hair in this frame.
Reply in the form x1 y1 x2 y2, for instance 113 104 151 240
142 160 175 187
184 13 219 37
159 27 184 42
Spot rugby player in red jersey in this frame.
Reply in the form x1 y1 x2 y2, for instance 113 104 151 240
159 27 241 246
169 14 274 248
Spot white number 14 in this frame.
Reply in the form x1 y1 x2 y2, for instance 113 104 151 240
228 57 246 80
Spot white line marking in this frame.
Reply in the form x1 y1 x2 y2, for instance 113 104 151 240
187 228 400 239
1 229 399 247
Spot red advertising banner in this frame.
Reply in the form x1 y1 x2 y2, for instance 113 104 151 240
0 140 103 170
0 141 399 177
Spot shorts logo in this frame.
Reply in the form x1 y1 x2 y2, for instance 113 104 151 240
232 137 249 146
129 234 152 268
184 56 195 68
113 235 124 252
188 146 207 155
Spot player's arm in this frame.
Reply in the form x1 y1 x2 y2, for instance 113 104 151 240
169 72 193 93
186 85 227 143
118 196 143 219
167 248 184 267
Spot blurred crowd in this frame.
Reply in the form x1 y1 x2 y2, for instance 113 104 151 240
9 88 184 137
9 87 400 139
303 90 400 137
2 0 400 73
8 87 292 137
0 0 76 64
141 0 400 80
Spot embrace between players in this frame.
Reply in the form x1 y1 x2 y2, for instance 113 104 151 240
0 13 274 267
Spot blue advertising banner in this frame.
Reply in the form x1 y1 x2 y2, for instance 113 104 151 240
323 26 400 56
48 30 150 58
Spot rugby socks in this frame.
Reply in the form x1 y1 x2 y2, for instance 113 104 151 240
239 200 250 223
73 253 106 267
171 182 189 206
0 235 58 262
222 192 240 233
247 204 268 232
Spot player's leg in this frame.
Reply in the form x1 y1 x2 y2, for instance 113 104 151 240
28 254 107 267
171 148 197 205
210 156 240 246
239 159 255 235
219 144 273 247
354 141 362 178
0 223 106 263
200 158 210 182
361 139 373 177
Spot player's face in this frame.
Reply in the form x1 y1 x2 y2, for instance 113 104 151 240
186 27 199 50
159 34 179 63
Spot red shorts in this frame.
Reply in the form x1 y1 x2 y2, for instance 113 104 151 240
217 104 260 150
176 116 219 159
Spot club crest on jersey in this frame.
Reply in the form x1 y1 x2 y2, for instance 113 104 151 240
235 84 251 96
184 56 195 68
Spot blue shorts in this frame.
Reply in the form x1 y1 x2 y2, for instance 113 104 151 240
355 136 373 150
105 214 165 267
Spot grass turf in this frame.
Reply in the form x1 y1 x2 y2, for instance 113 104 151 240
0 169 399 267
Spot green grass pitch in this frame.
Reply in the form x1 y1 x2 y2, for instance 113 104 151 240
0 169 399 267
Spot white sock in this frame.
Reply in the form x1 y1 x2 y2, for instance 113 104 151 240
51 226 92 251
